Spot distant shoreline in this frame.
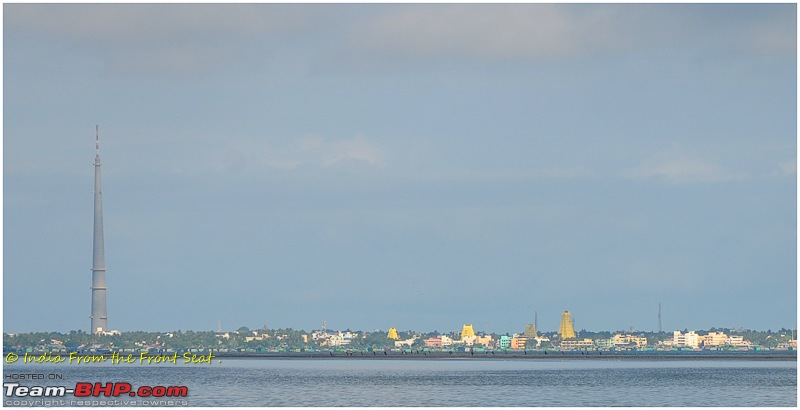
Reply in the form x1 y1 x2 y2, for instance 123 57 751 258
16 350 796 361
213 351 797 360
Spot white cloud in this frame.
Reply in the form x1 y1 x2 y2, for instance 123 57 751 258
5 4 326 76
320 137 387 168
7 4 793 76
215 134 387 173
739 18 797 56
779 160 796 175
624 149 747 184
342 5 633 62
335 4 796 66
6 4 321 45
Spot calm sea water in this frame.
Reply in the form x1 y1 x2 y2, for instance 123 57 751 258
4 358 797 406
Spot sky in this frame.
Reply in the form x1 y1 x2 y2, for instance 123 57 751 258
3 3 797 335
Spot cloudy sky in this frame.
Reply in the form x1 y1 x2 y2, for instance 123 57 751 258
4 4 796 334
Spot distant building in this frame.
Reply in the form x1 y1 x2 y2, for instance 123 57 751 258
498 335 511 349
776 337 796 350
612 334 647 348
558 311 576 339
532 335 550 348
311 330 329 341
703 331 728 347
725 335 752 347
394 337 416 347
474 334 493 347
441 335 454 347
461 324 475 340
328 331 356 347
387 328 399 340
560 338 594 350
594 338 613 349
673 330 700 349
524 323 537 338
511 335 528 350
424 337 442 348
245 330 273 342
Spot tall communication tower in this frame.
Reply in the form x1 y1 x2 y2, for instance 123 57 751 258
90 126 108 334
658 302 662 333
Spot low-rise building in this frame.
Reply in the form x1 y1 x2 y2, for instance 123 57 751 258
246 331 272 342
423 337 442 348
474 335 493 347
394 337 417 347
511 335 527 350
560 338 594 350
441 335 454 347
725 335 752 347
594 338 613 349
498 335 511 349
311 330 329 341
462 335 477 346
673 330 700 349
327 331 355 347
612 334 647 348
703 331 728 347
532 335 550 348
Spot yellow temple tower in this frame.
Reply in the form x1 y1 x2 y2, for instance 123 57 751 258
558 311 576 339
524 323 537 338
387 327 399 340
461 324 475 340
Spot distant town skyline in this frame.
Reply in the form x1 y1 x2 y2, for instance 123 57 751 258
4 4 796 333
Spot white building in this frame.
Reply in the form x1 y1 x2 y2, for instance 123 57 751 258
327 331 357 347
673 330 700 349
612 334 647 348
311 330 329 341
440 335 454 347
703 331 728 347
395 337 417 347
726 335 751 347
533 335 550 347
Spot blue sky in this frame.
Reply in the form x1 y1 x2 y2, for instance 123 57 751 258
4 4 796 334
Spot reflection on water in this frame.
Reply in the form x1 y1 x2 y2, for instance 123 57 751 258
5 358 797 406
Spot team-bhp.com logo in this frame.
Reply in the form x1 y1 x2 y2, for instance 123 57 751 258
5 382 188 397
5 382 189 406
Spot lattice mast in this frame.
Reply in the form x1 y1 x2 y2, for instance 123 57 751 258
658 302 662 333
